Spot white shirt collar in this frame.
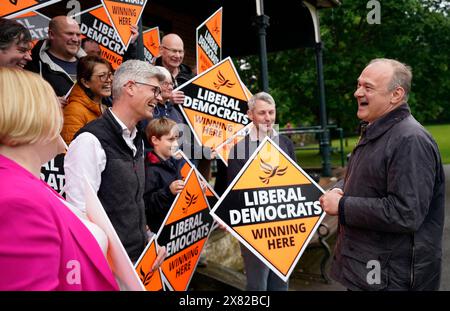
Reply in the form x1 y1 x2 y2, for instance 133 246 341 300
109 108 137 141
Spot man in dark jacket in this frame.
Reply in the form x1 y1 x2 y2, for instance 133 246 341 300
155 33 194 88
25 16 85 102
227 92 297 291
154 33 194 120
320 58 445 290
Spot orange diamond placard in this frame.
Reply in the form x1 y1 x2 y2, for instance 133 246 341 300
143 26 160 63
101 0 148 49
196 7 222 74
177 57 250 149
210 137 326 281
1 0 60 18
156 169 214 291
134 236 164 291
77 5 125 70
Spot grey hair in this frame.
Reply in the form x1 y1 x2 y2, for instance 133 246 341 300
369 58 412 102
155 65 172 81
248 92 276 111
112 60 165 99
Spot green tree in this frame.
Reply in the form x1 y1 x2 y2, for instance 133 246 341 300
237 0 450 134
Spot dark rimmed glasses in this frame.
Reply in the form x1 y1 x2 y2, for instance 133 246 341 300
134 81 162 98
92 72 113 82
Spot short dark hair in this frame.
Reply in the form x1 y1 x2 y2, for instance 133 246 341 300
0 17 32 51
77 55 112 98
81 37 97 49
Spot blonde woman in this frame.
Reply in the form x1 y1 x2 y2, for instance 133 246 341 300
0 68 118 290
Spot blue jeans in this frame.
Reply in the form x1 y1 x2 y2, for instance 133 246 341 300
240 243 289 291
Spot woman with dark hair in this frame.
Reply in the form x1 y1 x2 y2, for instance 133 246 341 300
61 55 113 144
0 17 32 69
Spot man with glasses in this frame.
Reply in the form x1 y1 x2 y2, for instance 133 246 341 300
153 34 193 125
64 60 166 263
156 34 214 199
153 66 184 124
155 33 194 88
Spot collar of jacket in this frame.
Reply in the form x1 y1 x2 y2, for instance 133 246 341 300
103 108 133 137
360 103 411 145
154 57 193 77
38 39 86 79
68 83 104 116
146 150 176 167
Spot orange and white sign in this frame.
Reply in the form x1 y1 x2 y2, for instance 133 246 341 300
156 169 214 291
1 0 60 18
101 0 148 50
196 7 222 74
177 57 250 150
75 4 125 70
143 26 160 64
134 236 165 291
210 137 326 282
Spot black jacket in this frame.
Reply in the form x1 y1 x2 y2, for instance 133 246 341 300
25 40 86 97
144 151 184 233
75 109 147 262
332 104 445 290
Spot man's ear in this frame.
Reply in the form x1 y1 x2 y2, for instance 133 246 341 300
48 29 55 41
247 109 253 121
391 86 406 105
151 136 159 146
122 81 135 96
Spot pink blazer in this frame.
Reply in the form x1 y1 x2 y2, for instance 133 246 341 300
0 154 119 291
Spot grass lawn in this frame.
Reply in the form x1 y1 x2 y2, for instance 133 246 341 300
424 124 450 164
295 124 450 168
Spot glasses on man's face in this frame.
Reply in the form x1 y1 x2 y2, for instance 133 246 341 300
134 81 162 98
92 72 113 82
161 45 184 55
161 81 174 88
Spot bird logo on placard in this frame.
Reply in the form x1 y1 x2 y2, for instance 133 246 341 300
183 190 198 213
213 71 235 90
148 35 157 48
212 19 220 35
139 266 154 286
259 158 287 184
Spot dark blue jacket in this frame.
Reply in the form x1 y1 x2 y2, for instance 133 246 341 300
144 151 184 233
